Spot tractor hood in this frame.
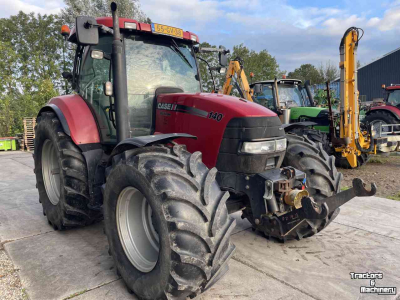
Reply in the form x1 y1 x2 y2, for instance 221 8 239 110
155 92 282 168
156 92 277 118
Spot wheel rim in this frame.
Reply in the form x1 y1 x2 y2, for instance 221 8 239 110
42 139 61 205
371 119 388 135
116 187 159 273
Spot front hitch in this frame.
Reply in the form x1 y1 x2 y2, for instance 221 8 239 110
302 178 377 220
253 178 376 241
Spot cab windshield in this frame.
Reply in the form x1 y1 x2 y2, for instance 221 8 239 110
276 84 303 107
124 34 201 136
254 83 306 109
387 90 400 106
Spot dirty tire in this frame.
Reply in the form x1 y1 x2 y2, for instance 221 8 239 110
286 127 332 155
283 134 342 239
104 144 236 300
34 111 101 230
287 127 370 169
335 153 370 169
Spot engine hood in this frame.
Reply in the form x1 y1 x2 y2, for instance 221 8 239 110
155 92 281 168
157 92 277 119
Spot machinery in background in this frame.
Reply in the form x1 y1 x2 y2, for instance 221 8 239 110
363 84 400 152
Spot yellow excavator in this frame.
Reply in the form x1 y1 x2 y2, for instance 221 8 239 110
220 57 254 101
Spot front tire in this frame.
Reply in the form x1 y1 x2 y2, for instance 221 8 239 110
282 134 342 239
104 144 236 300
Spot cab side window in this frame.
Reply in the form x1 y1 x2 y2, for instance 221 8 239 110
79 35 116 143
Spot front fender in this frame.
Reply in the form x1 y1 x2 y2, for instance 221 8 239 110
109 133 197 159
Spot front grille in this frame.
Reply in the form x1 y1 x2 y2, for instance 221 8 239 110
216 116 285 173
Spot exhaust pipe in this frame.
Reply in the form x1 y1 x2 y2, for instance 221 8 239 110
111 2 129 142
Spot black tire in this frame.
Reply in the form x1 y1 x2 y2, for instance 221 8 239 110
364 110 400 130
104 144 236 300
286 127 332 155
34 111 101 230
282 134 342 239
335 152 370 169
245 134 342 241
288 127 369 169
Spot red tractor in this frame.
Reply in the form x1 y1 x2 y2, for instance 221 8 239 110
34 3 375 299
364 84 400 151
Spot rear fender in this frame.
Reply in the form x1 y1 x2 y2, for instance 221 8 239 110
38 94 101 145
367 106 400 120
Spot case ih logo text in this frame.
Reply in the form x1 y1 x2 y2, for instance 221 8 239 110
157 103 177 111
350 272 396 295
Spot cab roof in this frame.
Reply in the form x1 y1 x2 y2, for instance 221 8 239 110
69 17 199 44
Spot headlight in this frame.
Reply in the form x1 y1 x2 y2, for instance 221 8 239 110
276 138 287 151
241 138 287 154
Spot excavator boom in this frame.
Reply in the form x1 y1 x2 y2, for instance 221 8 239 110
221 59 254 101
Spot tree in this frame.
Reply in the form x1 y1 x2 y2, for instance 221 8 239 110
288 64 324 84
196 42 226 92
0 12 62 136
231 44 281 83
61 0 149 26
318 61 339 82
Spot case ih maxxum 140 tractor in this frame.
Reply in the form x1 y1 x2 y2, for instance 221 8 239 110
34 3 376 299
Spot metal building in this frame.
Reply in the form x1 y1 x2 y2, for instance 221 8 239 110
357 47 400 102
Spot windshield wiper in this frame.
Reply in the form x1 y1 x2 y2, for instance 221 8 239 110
169 38 193 69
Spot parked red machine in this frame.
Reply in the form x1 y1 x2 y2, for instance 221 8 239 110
33 3 376 299
364 84 400 151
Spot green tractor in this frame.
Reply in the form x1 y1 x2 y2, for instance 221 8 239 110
251 79 337 133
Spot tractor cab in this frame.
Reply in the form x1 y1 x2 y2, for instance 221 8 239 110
64 16 204 144
251 79 312 110
251 79 332 131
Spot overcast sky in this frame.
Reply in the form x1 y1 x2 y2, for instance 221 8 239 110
1 0 400 72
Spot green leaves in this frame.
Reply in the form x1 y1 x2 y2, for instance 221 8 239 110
0 12 64 136
288 62 339 85
288 64 323 84
61 0 148 26
198 42 282 93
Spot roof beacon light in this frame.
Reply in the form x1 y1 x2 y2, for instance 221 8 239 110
190 34 197 42
61 25 71 38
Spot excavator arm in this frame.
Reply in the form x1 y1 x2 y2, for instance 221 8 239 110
335 27 372 168
221 59 254 102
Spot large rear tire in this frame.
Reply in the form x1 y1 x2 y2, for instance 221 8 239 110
34 111 101 230
104 144 236 300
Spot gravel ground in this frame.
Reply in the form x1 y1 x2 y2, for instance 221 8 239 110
340 154 400 199
0 243 26 300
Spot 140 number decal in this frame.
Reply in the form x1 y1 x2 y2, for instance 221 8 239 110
208 111 224 122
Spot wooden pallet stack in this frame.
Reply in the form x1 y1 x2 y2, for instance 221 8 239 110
23 117 36 152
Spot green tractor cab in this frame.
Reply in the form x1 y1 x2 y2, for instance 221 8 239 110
251 78 337 132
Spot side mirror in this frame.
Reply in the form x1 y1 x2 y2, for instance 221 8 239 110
219 46 228 67
253 84 262 94
75 16 99 45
